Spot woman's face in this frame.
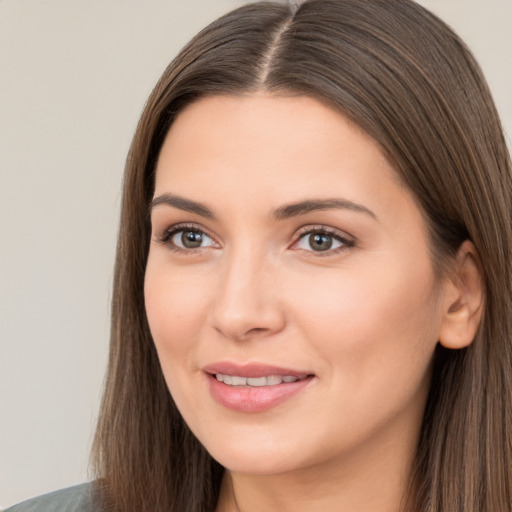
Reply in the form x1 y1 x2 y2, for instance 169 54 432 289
145 94 448 477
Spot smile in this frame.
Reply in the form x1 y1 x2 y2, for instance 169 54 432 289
215 374 303 386
204 363 315 413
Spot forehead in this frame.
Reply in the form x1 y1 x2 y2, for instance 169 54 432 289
154 94 428 233
155 94 397 197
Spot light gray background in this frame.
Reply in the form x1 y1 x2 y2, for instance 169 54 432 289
1 0 511 508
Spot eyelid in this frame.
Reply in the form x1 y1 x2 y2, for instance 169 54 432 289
291 225 356 254
153 222 355 256
154 222 219 251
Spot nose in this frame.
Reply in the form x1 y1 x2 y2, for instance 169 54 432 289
208 248 286 342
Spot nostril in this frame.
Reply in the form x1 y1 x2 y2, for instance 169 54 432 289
210 304 286 342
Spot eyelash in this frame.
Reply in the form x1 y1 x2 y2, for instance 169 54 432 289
155 223 355 256
155 223 215 252
293 226 355 256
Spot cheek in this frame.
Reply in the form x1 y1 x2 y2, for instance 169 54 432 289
285 261 440 447
144 261 217 420
286 253 441 379
144 262 210 355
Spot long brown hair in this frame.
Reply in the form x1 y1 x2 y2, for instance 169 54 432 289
91 1 512 511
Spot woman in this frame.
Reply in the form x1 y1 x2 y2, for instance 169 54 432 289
7 0 512 511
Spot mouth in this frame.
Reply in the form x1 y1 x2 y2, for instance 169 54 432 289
203 362 315 412
213 373 308 387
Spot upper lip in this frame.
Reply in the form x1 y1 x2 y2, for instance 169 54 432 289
203 362 312 379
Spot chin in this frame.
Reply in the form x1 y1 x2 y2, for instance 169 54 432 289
215 452 301 476
200 434 307 475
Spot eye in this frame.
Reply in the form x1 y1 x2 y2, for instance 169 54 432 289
292 228 354 254
157 224 217 251
173 229 214 249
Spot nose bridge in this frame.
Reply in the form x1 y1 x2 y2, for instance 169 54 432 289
209 242 284 341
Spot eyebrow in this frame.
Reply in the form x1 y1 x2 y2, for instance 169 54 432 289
150 193 215 218
271 198 377 221
150 193 377 221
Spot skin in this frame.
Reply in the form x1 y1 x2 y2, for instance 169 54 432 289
144 94 482 512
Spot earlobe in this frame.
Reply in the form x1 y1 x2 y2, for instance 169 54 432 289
438 240 485 350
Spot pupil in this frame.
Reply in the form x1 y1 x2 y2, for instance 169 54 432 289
182 230 203 248
310 233 332 251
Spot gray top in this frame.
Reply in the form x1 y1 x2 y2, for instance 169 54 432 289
4 483 99 512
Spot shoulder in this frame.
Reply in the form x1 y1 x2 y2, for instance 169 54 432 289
3 482 101 512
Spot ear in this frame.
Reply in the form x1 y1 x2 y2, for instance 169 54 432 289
438 240 484 349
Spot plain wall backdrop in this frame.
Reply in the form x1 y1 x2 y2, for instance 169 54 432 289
1 0 511 508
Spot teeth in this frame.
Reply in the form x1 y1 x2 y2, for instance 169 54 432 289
247 377 267 387
266 375 282 385
215 374 300 387
231 376 247 386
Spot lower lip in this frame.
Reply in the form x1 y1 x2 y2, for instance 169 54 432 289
206 373 314 413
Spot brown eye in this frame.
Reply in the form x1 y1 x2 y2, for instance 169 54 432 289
180 230 203 248
167 228 216 250
293 228 353 254
308 233 333 251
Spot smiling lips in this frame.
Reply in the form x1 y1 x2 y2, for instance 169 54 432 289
216 374 302 386
204 363 314 413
